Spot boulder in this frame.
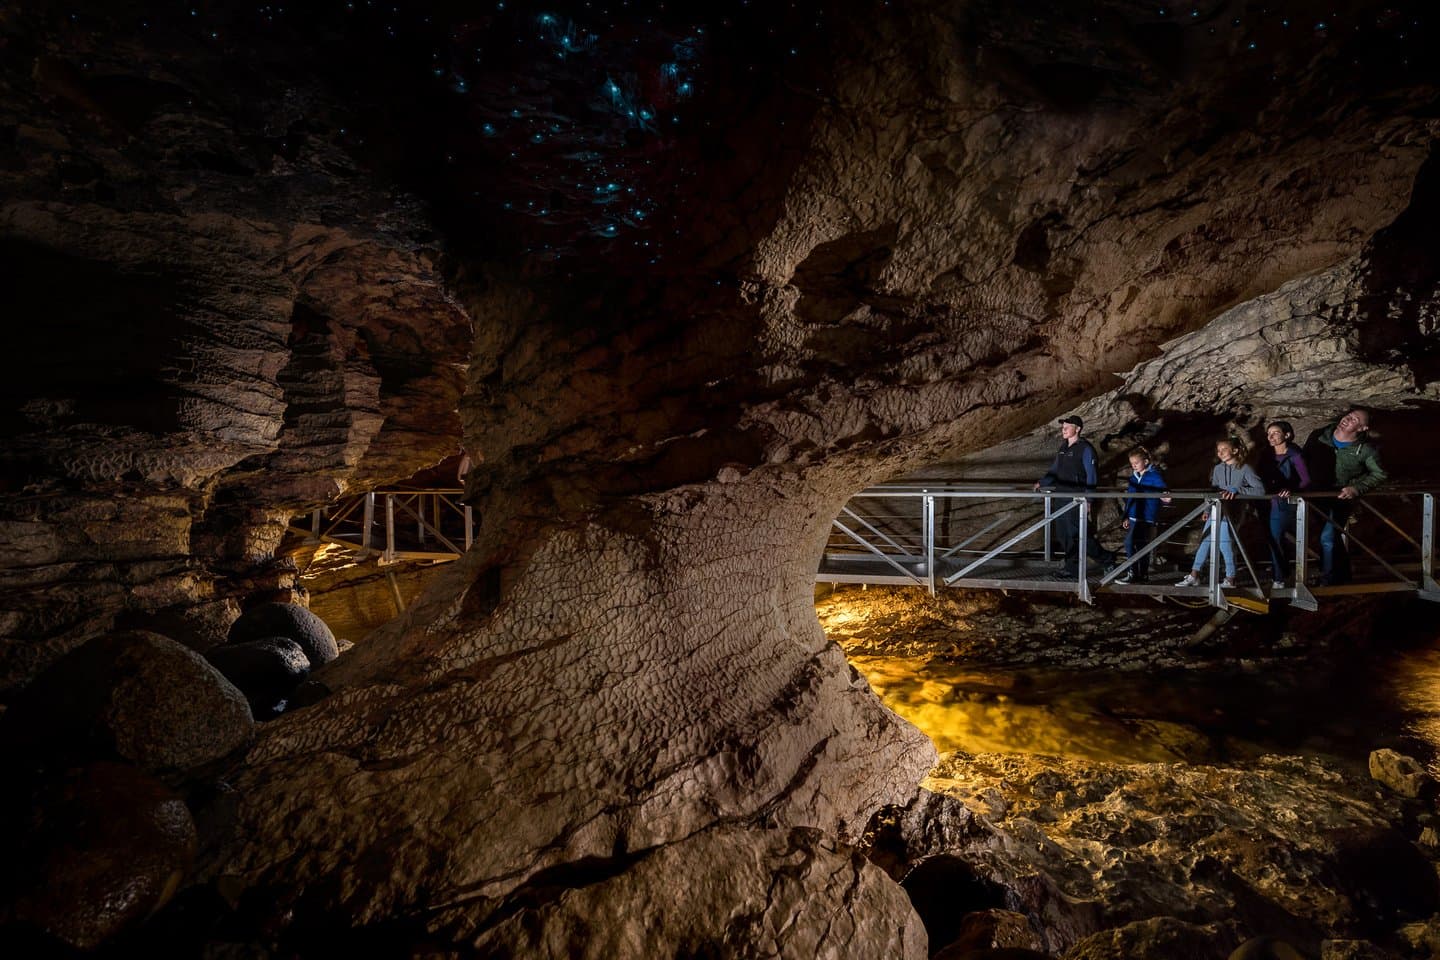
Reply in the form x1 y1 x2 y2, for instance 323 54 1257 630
5 763 197 950
205 636 311 720
227 603 338 667
0 631 253 776
1367 749 1430 799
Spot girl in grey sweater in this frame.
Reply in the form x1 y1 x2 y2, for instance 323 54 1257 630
1176 437 1266 588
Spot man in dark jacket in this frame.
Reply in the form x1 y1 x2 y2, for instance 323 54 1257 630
1034 415 1116 577
1302 406 1388 585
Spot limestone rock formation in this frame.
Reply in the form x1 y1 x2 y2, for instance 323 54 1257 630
205 636 311 721
1 630 253 776
0 0 1438 953
1369 748 1432 799
924 751 1439 952
3 762 198 950
0 5 472 691
431 826 928 959
226 603 337 668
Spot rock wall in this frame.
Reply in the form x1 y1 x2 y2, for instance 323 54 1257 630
217 2 1438 953
1 0 1438 953
0 7 471 690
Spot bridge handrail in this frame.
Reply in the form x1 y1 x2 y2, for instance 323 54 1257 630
822 485 1440 611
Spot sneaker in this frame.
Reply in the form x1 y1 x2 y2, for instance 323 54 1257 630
1176 573 1200 587
1220 576 1236 589
1271 580 1286 591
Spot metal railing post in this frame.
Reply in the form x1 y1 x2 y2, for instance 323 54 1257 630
1077 496 1091 604
464 505 474 551
924 493 936 596
418 494 426 543
1208 500 1222 608
362 493 375 550
1043 494 1053 561
384 494 396 563
1423 494 1439 599
310 508 320 540
1291 498 1317 610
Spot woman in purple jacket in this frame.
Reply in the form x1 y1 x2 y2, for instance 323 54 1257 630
1258 420 1311 589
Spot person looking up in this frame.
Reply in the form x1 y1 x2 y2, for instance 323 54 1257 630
1302 406 1387 586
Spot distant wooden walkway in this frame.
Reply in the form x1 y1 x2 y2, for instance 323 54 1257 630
290 489 473 564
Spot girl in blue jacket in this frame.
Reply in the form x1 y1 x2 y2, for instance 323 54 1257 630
1119 447 1170 583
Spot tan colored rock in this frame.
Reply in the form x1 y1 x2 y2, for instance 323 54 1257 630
925 752 1438 952
935 908 1043 956
1061 917 1235 960
1369 748 1431 798
433 826 927 959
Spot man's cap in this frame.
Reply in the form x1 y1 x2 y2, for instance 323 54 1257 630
1058 415 1084 428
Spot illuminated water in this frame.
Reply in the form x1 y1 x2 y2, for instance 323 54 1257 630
848 639 1440 774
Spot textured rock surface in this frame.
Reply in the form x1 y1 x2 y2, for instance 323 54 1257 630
0 6 472 689
215 1 1438 948
431 826 928 959
924 752 1437 953
205 636 310 721
3 762 197 950
226 602 337 667
1369 749 1431 799
1060 918 1238 960
1 630 253 775
1 0 1438 952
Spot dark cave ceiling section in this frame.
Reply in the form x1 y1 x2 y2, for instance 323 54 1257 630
27 0 1436 274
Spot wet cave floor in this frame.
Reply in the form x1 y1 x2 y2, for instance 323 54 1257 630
819 586 1440 774
820 585 1440 955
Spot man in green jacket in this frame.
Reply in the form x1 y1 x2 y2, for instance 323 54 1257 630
1302 406 1388 585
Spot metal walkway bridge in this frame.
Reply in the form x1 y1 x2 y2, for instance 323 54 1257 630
819 486 1440 614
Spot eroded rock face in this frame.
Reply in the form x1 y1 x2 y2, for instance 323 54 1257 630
0 7 471 691
1 630 253 776
3 762 198 950
2 0 1439 952
218 1 1440 949
429 826 928 959
926 752 1437 952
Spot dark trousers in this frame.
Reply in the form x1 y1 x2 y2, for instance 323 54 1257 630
1124 521 1155 579
1316 499 1355 583
1055 495 1112 573
1267 500 1297 582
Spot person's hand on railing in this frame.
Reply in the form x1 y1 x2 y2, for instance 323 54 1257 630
1220 489 1238 500
1339 485 1361 500
1278 488 1291 499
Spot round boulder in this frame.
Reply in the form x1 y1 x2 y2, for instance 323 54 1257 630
205 636 311 720
227 603 338 667
6 762 197 950
1 630 254 776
